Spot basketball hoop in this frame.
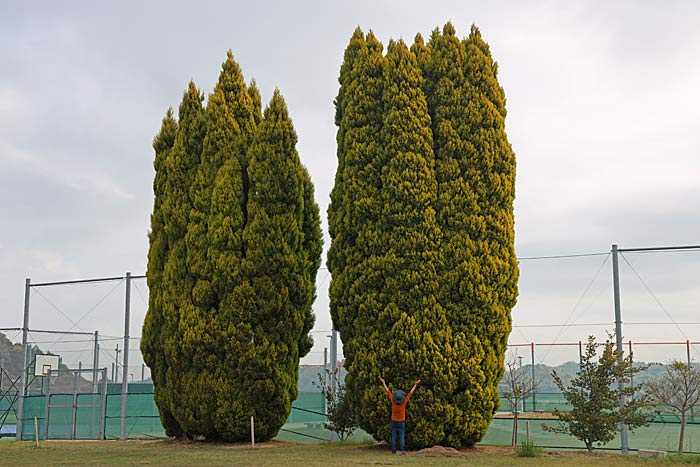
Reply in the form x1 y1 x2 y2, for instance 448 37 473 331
34 355 60 377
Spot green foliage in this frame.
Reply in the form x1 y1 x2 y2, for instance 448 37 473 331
517 440 543 457
142 107 181 436
328 23 518 449
142 52 322 442
315 369 357 441
544 335 652 453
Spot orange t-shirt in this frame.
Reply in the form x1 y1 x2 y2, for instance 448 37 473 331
386 389 413 421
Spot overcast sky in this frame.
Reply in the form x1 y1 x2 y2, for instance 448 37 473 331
1 1 699 373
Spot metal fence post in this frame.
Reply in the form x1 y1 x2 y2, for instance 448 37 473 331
329 330 338 441
628 341 634 389
98 368 107 440
688 340 694 423
530 342 536 412
120 272 131 441
612 244 629 453
323 347 328 414
93 331 99 393
16 278 31 441
578 340 583 362
71 371 78 440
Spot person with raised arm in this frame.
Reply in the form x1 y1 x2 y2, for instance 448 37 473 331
379 377 420 454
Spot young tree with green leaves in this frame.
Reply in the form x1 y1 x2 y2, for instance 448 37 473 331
314 368 357 441
545 335 651 453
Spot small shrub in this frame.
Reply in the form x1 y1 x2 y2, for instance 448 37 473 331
314 369 357 441
517 440 543 457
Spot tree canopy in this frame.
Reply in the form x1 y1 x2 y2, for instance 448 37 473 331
328 23 518 448
142 52 321 442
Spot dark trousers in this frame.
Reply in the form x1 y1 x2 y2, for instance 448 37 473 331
391 420 405 452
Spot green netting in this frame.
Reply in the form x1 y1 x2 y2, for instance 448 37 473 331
47 394 73 439
481 418 700 453
75 394 102 439
20 395 46 440
286 392 324 424
104 392 164 439
16 386 700 452
498 393 572 413
18 383 163 440
0 391 17 426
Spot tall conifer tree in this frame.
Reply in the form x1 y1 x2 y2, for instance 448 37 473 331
327 29 384 341
459 24 518 406
142 108 178 435
144 52 321 441
349 39 455 448
424 22 497 445
330 23 518 448
152 82 206 437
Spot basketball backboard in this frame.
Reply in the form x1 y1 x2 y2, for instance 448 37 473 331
34 354 60 377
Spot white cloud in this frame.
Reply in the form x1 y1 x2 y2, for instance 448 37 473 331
0 142 134 200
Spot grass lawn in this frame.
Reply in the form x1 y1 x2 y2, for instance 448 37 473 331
3 440 700 466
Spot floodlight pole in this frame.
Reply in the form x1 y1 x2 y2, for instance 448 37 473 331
16 278 31 441
611 244 629 453
120 272 132 441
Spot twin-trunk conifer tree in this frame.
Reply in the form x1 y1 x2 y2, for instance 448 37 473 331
327 23 518 448
142 52 322 441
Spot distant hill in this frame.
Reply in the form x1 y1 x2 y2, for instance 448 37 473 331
297 359 694 394
0 332 26 388
0 332 70 391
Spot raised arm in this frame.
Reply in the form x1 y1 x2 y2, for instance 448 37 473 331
379 377 389 392
409 379 421 394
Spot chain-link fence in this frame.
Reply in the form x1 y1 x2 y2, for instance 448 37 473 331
1 245 698 450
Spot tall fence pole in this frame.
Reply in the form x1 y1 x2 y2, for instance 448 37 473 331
530 342 536 412
689 340 694 423
612 244 629 453
329 329 338 441
16 278 31 441
578 340 583 362
120 272 132 441
93 331 99 392
323 347 328 414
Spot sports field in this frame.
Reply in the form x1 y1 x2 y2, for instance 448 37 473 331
2 440 699 467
